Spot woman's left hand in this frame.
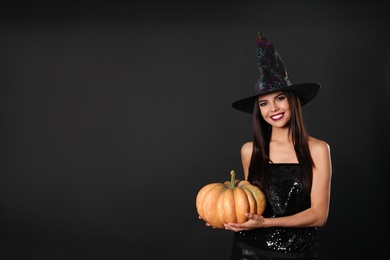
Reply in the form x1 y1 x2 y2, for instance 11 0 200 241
224 213 265 232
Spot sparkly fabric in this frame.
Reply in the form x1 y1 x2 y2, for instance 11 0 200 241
234 164 318 258
255 32 291 94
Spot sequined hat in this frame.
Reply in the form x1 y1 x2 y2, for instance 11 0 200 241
232 32 321 114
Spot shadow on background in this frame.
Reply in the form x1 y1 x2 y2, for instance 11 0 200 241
0 1 389 259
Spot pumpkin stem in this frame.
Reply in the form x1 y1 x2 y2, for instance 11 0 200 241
229 170 236 189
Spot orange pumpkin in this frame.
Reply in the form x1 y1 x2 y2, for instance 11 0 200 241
196 170 266 228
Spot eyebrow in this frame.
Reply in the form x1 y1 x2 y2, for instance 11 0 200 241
258 93 285 103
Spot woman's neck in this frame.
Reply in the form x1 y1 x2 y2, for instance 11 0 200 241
270 127 292 143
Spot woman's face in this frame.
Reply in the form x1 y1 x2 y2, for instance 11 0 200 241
257 91 291 128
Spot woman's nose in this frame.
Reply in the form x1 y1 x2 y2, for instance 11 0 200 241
271 103 280 112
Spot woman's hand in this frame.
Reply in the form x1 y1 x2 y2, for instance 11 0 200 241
224 213 265 232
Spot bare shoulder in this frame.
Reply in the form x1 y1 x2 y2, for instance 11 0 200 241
241 141 253 157
307 136 331 159
308 136 332 182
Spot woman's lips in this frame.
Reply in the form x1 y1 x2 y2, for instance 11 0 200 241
270 112 284 121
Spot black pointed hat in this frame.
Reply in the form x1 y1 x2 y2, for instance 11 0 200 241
232 32 321 114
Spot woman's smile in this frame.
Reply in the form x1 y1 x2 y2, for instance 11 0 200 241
270 112 284 121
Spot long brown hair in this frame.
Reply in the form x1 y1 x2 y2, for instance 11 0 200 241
248 90 314 195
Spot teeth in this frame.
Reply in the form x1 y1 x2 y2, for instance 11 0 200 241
271 114 283 120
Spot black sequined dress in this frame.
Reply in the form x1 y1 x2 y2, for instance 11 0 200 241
233 163 318 259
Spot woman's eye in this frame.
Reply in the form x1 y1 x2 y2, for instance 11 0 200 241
259 102 267 107
276 96 286 101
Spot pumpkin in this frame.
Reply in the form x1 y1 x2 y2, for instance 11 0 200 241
196 170 266 229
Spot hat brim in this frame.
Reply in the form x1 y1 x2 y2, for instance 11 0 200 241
232 82 321 114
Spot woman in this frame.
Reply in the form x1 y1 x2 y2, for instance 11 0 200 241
225 32 332 259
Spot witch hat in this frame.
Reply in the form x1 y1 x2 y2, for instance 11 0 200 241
232 32 320 114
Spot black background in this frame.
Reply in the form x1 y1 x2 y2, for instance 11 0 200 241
1 1 389 259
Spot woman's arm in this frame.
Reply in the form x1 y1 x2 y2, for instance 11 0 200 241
240 141 253 181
